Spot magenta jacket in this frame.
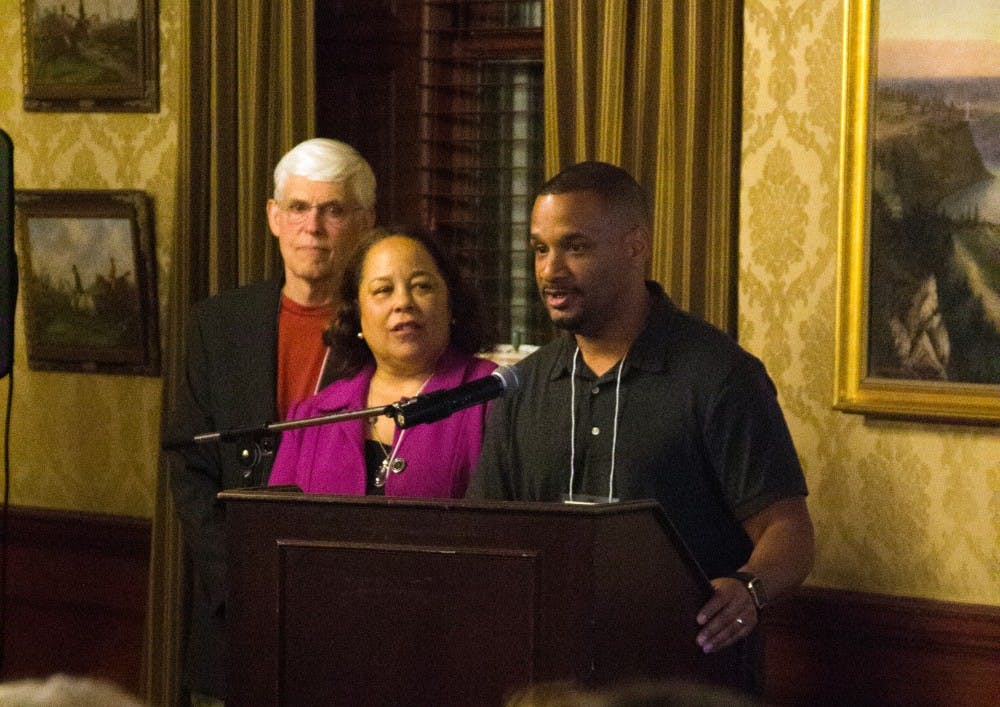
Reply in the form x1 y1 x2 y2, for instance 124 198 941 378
268 348 497 497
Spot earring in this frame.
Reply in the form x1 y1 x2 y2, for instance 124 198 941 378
356 331 364 339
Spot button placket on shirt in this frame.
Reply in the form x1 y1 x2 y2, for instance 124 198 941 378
576 373 618 495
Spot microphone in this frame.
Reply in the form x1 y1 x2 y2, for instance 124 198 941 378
391 365 519 429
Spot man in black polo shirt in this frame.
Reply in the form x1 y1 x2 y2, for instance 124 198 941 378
468 161 814 668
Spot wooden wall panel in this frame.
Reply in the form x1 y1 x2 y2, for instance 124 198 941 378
762 587 1000 707
0 508 150 696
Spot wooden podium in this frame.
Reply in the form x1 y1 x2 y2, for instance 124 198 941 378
220 490 742 706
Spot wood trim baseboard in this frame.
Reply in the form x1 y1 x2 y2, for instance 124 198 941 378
0 506 151 694
761 585 1000 707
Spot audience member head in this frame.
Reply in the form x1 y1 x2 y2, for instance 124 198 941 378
0 674 146 707
504 681 603 707
505 679 761 707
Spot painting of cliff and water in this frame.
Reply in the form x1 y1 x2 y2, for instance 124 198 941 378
21 0 158 112
834 0 999 424
869 1 1000 386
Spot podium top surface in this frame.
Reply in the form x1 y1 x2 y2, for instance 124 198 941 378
219 487 662 517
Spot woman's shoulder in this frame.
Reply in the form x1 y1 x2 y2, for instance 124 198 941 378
435 348 498 381
469 354 499 377
291 366 372 419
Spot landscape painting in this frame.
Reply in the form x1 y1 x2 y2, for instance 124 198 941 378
22 0 158 111
834 0 1000 423
868 0 1000 385
14 191 160 375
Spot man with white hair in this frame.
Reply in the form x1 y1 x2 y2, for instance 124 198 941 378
166 138 376 705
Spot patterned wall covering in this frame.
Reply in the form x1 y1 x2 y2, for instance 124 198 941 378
0 2 179 518
740 0 998 605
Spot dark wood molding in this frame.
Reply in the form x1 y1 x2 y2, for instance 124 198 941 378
762 586 1000 707
0 506 151 694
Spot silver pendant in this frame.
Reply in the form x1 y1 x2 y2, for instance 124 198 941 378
375 457 406 487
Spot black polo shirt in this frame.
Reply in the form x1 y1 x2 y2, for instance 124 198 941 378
469 282 808 579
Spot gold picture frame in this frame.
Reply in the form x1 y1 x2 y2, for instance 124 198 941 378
21 0 159 112
833 0 1000 424
14 190 160 375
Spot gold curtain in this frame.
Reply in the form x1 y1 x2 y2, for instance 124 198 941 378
544 0 741 331
144 2 314 704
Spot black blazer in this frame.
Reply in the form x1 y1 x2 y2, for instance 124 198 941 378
164 279 336 698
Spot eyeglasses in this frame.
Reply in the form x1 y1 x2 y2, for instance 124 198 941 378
278 199 362 225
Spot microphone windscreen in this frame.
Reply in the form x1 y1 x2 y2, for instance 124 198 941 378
493 364 520 396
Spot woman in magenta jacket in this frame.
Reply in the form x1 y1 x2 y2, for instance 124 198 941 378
268 227 496 497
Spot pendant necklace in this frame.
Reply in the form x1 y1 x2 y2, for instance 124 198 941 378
370 373 433 488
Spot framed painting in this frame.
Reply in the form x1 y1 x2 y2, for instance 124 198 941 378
14 190 160 375
833 0 1000 424
21 0 159 112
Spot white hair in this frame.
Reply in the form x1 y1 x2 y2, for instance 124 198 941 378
0 674 146 707
272 138 376 209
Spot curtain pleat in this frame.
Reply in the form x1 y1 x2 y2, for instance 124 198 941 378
544 0 741 332
144 2 314 704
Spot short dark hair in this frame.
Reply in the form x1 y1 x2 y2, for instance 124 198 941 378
323 226 493 381
538 161 651 229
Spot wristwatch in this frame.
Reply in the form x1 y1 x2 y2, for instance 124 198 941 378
728 571 769 610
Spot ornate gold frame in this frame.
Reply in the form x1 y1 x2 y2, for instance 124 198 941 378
833 0 999 425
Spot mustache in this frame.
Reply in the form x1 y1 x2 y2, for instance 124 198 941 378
538 280 578 295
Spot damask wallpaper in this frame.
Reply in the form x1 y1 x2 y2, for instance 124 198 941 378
0 1 179 518
740 0 998 605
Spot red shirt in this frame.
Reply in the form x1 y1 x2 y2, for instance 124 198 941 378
276 295 331 420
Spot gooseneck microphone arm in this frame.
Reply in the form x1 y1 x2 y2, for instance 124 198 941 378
164 366 519 472
188 403 394 446
163 404 395 474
